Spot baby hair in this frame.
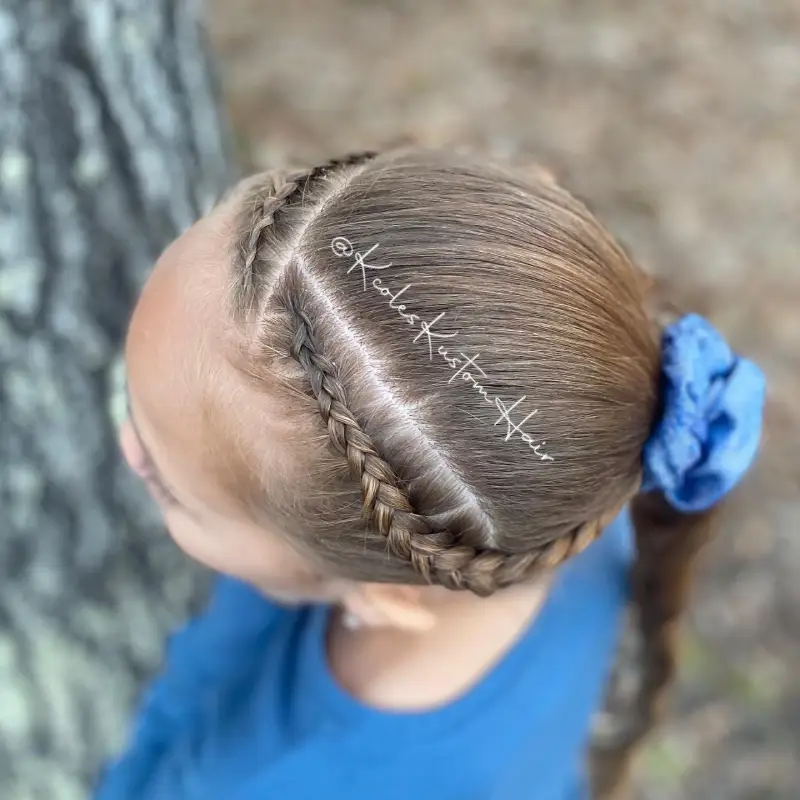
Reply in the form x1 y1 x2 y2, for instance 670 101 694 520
222 148 729 788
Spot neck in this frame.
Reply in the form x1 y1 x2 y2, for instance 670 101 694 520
327 577 553 711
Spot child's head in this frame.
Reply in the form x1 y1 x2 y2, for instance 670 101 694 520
121 148 659 602
120 147 764 774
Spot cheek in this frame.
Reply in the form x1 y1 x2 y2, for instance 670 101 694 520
164 512 242 576
165 514 338 603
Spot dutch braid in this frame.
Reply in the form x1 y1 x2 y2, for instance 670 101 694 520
239 152 379 304
240 151 613 597
288 293 606 597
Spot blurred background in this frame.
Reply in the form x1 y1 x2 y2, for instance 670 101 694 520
1 1 798 798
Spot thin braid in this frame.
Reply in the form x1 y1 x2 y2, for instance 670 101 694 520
288 298 606 597
242 150 379 279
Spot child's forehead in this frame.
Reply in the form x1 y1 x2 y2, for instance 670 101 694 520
125 200 239 425
129 202 234 370
124 188 311 511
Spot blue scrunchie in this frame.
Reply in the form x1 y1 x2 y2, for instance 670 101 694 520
641 313 766 513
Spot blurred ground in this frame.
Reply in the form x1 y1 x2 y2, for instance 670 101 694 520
207 1 800 797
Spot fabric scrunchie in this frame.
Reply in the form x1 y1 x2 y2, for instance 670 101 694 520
641 313 766 512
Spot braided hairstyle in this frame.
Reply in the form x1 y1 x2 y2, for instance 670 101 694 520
225 148 722 792
287 292 613 597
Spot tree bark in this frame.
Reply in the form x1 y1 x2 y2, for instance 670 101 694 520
0 1 233 795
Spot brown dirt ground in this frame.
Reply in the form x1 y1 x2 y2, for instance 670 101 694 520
207 2 800 797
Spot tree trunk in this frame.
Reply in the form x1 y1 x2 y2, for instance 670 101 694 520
0 1 233 795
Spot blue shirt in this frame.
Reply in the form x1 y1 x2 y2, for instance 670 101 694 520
94 510 634 800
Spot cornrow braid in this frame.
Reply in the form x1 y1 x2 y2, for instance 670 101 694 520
287 296 607 597
239 151 379 302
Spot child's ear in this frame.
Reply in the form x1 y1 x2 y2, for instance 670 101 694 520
343 583 437 632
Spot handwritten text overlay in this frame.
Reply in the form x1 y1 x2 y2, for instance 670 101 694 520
330 237 553 461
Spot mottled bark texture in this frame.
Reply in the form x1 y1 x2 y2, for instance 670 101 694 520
0 1 232 796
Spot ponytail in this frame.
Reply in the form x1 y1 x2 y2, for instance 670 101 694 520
591 311 766 798
630 491 721 743
591 492 725 797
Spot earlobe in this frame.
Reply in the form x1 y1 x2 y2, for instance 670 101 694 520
345 583 438 632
